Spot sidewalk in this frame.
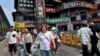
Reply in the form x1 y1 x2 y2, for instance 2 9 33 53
0 40 10 56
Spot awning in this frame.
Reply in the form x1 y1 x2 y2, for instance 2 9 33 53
26 24 36 28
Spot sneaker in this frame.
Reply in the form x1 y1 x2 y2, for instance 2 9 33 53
27 53 31 56
57 49 60 51
53 51 55 54
29 54 32 56
55 52 58 53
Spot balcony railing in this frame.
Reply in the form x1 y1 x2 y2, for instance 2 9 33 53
70 11 100 21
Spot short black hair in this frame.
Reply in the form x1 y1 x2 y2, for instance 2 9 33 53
82 24 87 27
10 26 13 28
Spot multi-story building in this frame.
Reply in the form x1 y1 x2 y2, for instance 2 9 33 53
13 0 35 31
45 0 63 28
13 0 100 32
46 0 100 31
0 5 10 36
13 0 63 31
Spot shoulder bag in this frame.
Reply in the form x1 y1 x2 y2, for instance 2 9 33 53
42 33 55 49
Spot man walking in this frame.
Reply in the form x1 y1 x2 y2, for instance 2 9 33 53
6 26 18 56
89 22 100 56
77 24 93 56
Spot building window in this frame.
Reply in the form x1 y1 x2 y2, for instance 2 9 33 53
81 14 86 20
20 0 23 2
27 1 30 3
19 4 23 7
92 13 97 18
31 5 33 7
24 4 26 7
76 15 81 20
30 1 33 3
27 4 31 7
98 12 100 17
23 0 27 3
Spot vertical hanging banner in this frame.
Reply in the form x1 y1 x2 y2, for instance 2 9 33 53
36 0 45 18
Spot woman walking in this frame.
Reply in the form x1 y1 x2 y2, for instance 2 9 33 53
37 24 56 56
22 28 33 56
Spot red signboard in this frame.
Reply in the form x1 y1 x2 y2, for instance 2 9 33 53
45 6 63 13
45 7 56 13
64 1 97 9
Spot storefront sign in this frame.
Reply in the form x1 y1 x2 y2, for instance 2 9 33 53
46 17 70 24
15 22 25 28
36 0 45 18
45 7 55 13
45 5 63 13
64 1 97 9
57 18 100 26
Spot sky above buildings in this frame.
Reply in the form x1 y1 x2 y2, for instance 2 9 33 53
0 0 15 26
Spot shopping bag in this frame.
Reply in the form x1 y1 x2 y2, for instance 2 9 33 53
17 45 27 56
57 39 61 42
31 44 39 55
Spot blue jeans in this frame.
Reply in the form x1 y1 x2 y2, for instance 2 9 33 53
41 50 52 56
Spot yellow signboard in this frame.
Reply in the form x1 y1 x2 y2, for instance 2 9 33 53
15 22 25 28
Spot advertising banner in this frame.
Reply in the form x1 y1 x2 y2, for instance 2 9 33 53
64 1 97 9
15 22 25 28
36 0 45 18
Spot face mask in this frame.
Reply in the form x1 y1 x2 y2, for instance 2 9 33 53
52 30 57 32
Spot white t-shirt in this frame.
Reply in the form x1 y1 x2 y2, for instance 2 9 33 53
33 29 37 34
6 31 18 44
37 31 54 50
22 33 33 43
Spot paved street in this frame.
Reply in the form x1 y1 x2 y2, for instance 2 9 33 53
0 40 82 56
54 45 82 56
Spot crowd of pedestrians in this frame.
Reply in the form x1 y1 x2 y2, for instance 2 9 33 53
5 21 100 56
5 24 61 56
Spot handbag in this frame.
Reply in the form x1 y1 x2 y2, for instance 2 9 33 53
42 33 55 49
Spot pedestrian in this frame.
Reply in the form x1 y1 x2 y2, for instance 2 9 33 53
51 27 60 53
37 24 56 56
77 24 93 56
88 22 100 56
16 30 22 45
33 27 38 38
6 26 18 56
21 28 33 56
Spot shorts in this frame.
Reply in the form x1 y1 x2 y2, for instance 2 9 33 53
9 44 17 53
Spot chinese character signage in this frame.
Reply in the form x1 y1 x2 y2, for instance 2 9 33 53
36 0 45 18
64 1 97 9
46 17 70 24
45 5 63 13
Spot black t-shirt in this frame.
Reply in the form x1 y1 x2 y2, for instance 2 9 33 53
89 25 100 41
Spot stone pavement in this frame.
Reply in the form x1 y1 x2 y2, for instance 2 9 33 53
0 40 82 56
54 45 82 56
0 40 10 56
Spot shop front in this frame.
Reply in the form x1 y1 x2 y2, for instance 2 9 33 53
46 17 70 31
